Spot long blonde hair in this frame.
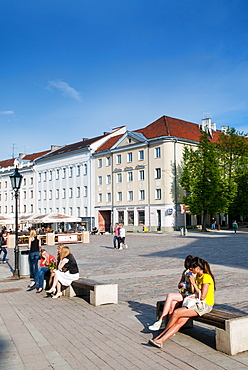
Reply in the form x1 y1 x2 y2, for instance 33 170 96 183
60 246 70 260
29 229 36 241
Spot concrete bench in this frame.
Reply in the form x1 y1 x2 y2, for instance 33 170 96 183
62 278 118 306
156 300 248 355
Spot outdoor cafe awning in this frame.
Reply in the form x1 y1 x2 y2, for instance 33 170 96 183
29 212 81 224
0 216 14 225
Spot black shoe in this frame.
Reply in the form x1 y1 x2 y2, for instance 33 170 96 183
36 288 43 293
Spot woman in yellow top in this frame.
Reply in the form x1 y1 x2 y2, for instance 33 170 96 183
149 257 215 348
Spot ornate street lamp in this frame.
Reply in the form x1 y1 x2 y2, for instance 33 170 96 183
9 167 23 278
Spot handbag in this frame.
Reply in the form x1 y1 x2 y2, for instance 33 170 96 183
182 291 201 309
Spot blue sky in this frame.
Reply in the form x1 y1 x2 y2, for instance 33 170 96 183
1 0 248 159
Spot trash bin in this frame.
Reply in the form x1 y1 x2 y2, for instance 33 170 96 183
19 249 30 276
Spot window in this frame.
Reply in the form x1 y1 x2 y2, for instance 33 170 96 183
5 206 7 214
62 168 66 179
106 157 111 166
0 194 1 201
127 171 133 182
56 189 60 199
84 164 87 175
56 169 59 180
69 188 73 198
138 150 144 160
106 193 111 202
139 190 145 200
98 193 102 203
77 187 80 197
38 191 41 201
117 192 122 201
49 208 52 213
24 205 26 213
49 171 52 181
128 191 133 201
127 152 132 162
77 207 80 217
62 188 65 199
44 190 47 200
128 211 134 225
155 147 161 158
49 190 52 200
106 175 111 184
30 204 33 213
98 159 102 168
44 172 47 182
117 173 122 183
44 208 47 214
62 207 65 214
118 211 124 224
84 186 87 197
138 210 145 225
56 208 59 213
139 170 145 181
155 189 162 200
11 205 14 213
0 182 1 189
30 190 33 199
98 176 102 185
155 168 161 179
23 179 26 186
30 177 33 185
23 191 26 200
117 154 121 164
69 167 73 177
77 165 80 176
69 207 72 216
84 207 88 216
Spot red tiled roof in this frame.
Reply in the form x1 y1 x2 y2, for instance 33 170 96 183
0 150 52 168
41 135 106 159
135 115 221 143
0 158 15 168
95 135 122 152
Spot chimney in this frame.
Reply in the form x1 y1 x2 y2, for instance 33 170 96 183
19 153 25 159
51 145 61 151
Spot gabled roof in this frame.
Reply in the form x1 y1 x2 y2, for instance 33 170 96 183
95 135 122 152
135 115 221 143
0 150 51 169
38 135 106 160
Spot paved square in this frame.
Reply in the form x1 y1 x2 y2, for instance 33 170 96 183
1 230 248 369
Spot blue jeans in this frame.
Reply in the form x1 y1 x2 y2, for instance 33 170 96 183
29 251 40 282
38 266 49 289
0 246 7 262
113 236 119 248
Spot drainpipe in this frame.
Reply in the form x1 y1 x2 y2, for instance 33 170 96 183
174 139 178 230
111 151 114 233
147 143 151 232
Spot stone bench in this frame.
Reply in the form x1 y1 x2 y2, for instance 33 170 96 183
156 300 248 355
62 278 118 306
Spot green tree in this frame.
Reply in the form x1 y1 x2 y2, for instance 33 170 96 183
217 127 248 222
180 131 225 231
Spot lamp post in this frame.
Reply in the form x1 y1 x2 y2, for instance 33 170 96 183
9 167 23 278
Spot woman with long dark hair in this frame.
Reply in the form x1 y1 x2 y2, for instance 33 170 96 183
149 257 215 348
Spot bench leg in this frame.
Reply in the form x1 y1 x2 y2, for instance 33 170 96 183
62 285 76 298
90 284 118 306
216 317 248 355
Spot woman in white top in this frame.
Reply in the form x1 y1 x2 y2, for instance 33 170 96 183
119 224 127 249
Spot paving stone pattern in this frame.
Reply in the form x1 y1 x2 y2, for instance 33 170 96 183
1 230 248 369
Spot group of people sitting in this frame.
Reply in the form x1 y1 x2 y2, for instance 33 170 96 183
28 230 79 298
148 255 215 348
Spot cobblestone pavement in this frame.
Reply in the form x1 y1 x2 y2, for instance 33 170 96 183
1 230 248 369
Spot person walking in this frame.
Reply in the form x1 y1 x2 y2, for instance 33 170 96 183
0 232 7 263
211 217 216 230
232 220 238 234
119 224 127 249
113 223 120 249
